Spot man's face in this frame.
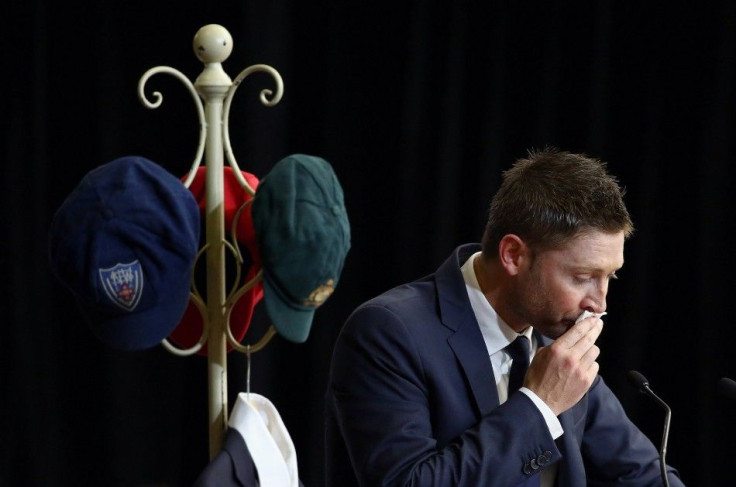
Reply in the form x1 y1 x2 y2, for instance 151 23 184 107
511 230 625 339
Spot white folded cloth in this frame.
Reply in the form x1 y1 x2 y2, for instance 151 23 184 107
575 310 607 324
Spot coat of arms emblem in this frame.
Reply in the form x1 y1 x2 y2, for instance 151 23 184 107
98 260 144 311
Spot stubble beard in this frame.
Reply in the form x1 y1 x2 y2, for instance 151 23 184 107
513 267 571 340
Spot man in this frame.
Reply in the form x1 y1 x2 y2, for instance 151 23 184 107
325 148 685 486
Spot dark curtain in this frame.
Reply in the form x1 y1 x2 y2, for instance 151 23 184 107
5 1 736 485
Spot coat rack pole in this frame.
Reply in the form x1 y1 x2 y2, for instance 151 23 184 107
203 93 229 458
194 39 234 459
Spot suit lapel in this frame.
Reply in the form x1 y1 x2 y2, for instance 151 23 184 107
223 428 258 486
554 406 588 487
438 245 501 415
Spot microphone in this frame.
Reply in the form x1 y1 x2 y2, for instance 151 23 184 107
717 377 736 401
627 370 671 487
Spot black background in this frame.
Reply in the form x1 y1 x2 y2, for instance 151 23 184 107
5 1 736 485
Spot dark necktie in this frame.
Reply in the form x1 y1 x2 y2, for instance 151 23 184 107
506 335 531 394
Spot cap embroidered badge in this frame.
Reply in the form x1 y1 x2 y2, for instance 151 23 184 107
48 156 200 351
168 166 264 354
252 154 351 343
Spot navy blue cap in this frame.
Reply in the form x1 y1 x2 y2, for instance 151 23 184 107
252 154 351 343
48 156 200 350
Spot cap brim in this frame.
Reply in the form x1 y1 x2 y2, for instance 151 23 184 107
261 274 315 343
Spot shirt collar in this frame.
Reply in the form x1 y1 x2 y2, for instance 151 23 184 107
460 251 535 355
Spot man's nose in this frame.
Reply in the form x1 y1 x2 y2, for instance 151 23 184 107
583 284 607 314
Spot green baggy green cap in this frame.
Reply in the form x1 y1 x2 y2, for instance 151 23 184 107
252 154 351 343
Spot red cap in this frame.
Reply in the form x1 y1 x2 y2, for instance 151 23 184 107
168 166 263 354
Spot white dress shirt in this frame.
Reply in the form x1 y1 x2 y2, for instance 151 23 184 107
460 251 560 486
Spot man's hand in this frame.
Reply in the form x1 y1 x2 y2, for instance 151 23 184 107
524 316 603 416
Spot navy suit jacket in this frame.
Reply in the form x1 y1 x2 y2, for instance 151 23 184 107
325 244 685 486
194 429 259 487
193 429 305 487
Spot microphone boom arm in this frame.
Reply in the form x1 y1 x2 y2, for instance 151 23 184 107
627 370 671 487
642 383 671 487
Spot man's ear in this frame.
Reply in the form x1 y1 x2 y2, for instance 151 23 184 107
498 234 528 276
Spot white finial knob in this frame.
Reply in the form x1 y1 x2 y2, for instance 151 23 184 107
193 24 233 64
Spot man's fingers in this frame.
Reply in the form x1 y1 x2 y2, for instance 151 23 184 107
580 343 601 367
557 317 603 349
